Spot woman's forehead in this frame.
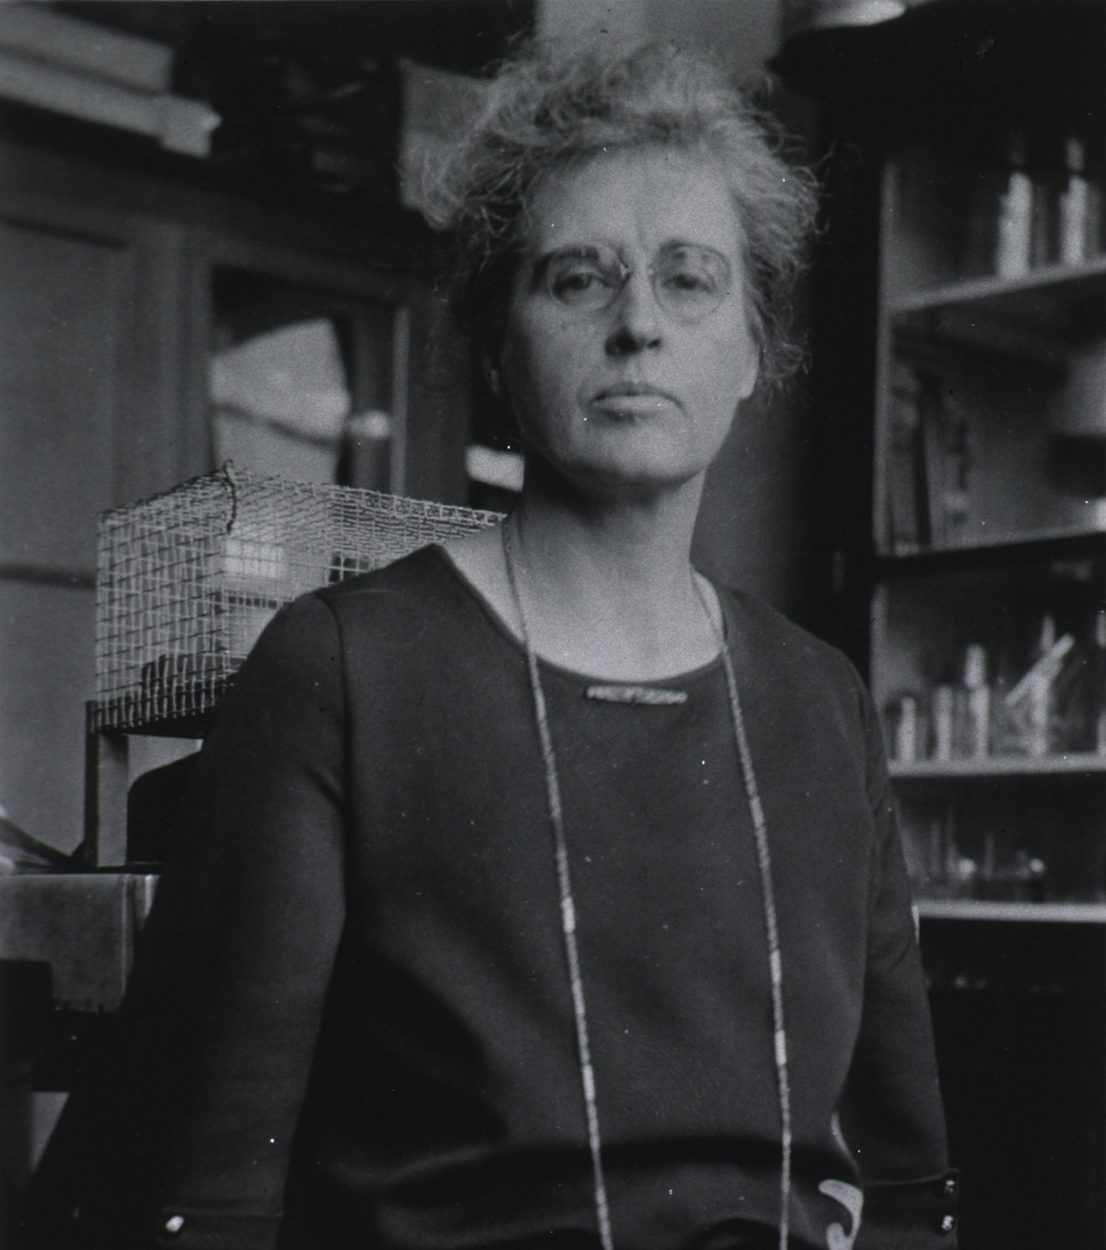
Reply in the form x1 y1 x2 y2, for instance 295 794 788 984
522 147 744 258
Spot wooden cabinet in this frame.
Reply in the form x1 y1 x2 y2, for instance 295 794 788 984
921 911 1106 1248
0 185 184 853
0 117 470 854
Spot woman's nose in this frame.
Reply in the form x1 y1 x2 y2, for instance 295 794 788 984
605 272 662 355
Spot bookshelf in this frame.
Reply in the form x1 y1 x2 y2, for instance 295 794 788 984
891 753 1106 779
775 8 1106 1244
871 134 1106 912
916 898 1106 924
887 253 1106 319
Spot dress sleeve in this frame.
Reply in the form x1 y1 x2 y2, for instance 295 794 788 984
841 679 961 1250
22 592 348 1250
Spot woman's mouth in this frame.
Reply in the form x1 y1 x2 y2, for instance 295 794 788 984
592 384 678 416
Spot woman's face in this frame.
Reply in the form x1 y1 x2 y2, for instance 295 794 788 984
495 147 759 498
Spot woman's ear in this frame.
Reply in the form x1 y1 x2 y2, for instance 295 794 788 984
481 351 502 396
736 339 761 404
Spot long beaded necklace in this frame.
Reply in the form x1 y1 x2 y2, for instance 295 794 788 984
500 522 793 1250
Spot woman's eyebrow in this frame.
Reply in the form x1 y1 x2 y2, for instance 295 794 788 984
526 243 608 289
657 238 730 256
542 242 607 261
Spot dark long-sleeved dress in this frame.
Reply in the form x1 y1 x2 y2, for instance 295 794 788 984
24 545 957 1250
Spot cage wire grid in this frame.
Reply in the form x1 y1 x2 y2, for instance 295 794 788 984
93 464 502 733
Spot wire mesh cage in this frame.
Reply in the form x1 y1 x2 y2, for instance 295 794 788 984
93 464 502 734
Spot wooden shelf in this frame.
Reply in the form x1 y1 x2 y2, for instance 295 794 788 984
889 255 1106 326
875 527 1106 573
916 898 1106 924
891 753 1106 779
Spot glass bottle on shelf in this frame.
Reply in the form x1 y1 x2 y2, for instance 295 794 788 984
1049 617 1089 745
1004 614 1077 757
995 132 1034 278
931 683 955 761
1091 608 1106 753
1059 137 1098 266
890 692 921 763
989 654 1015 758
959 644 991 759
921 809 975 899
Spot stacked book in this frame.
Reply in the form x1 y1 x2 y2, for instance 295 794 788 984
0 5 218 156
885 359 973 551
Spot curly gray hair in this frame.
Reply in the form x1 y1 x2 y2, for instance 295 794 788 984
422 34 819 395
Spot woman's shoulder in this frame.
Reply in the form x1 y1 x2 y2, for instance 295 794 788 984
241 544 461 670
320 541 454 600
714 583 885 786
310 543 462 624
303 541 495 662
713 580 879 748
716 582 861 689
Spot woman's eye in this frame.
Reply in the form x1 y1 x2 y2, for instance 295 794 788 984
658 247 730 313
666 268 714 294
558 270 597 292
551 265 614 303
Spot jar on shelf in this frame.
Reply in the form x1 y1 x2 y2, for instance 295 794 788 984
1064 607 1106 753
1093 609 1106 753
994 132 1035 278
888 692 922 763
958 644 991 759
1058 136 1100 266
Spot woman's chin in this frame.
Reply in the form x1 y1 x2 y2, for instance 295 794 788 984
535 446 708 501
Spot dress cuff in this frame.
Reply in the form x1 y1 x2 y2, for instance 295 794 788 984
148 1208 281 1250
857 1170 960 1249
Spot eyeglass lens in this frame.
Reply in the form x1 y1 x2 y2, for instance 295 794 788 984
541 242 732 322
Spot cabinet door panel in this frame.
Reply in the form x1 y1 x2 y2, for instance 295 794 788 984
0 579 92 851
0 213 134 573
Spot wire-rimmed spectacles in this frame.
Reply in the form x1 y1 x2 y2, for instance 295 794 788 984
535 241 734 324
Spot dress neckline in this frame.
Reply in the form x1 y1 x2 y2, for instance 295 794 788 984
430 542 732 690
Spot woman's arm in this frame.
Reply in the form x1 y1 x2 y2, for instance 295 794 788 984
841 683 960 1249
23 593 348 1250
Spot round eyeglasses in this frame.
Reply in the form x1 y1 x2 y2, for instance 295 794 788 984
537 241 734 324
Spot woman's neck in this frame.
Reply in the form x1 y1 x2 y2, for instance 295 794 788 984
445 477 724 682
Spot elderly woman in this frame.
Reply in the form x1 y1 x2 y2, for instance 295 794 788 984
26 35 956 1250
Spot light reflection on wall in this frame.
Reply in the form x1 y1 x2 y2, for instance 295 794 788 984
210 316 351 483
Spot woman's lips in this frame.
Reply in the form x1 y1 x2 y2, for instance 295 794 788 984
591 384 678 415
